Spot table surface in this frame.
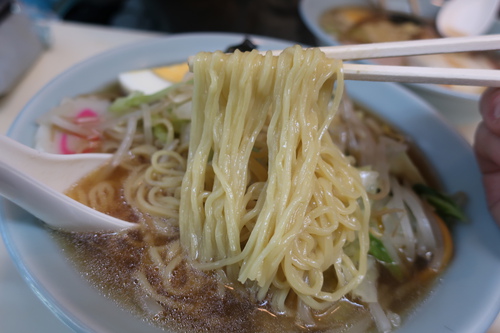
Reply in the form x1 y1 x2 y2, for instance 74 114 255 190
0 19 498 333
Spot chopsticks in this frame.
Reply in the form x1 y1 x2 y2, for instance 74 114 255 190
278 34 500 87
274 34 500 61
341 64 500 86
187 34 500 87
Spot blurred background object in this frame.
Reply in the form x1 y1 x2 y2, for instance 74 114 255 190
299 0 500 127
0 0 45 95
18 0 318 44
11 0 500 130
436 0 500 37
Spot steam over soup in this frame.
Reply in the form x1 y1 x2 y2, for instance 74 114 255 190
38 46 463 332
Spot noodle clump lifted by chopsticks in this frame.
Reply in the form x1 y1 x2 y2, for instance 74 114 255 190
180 45 371 311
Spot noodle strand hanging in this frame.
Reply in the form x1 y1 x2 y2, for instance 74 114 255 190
180 46 371 311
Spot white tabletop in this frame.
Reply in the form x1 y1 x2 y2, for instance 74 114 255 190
0 19 498 333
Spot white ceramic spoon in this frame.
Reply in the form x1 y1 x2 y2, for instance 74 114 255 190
437 0 500 37
0 135 136 232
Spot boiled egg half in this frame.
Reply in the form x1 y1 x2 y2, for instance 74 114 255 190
118 63 190 95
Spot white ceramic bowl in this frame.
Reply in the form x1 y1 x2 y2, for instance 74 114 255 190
1 33 500 333
299 0 500 126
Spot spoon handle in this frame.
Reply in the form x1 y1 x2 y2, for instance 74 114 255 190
0 135 134 231
0 159 133 231
0 135 111 192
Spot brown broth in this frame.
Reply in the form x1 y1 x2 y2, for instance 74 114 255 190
53 158 441 332
51 101 449 332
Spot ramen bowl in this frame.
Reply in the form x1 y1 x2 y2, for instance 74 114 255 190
299 0 500 126
1 33 500 333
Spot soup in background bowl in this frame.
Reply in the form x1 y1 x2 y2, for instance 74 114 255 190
299 0 500 126
1 33 500 333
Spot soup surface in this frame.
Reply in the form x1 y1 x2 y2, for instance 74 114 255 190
58 179 437 332
54 114 443 333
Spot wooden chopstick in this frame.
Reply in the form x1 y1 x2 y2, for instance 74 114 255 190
279 34 500 60
187 35 500 86
342 63 500 86
277 34 500 86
